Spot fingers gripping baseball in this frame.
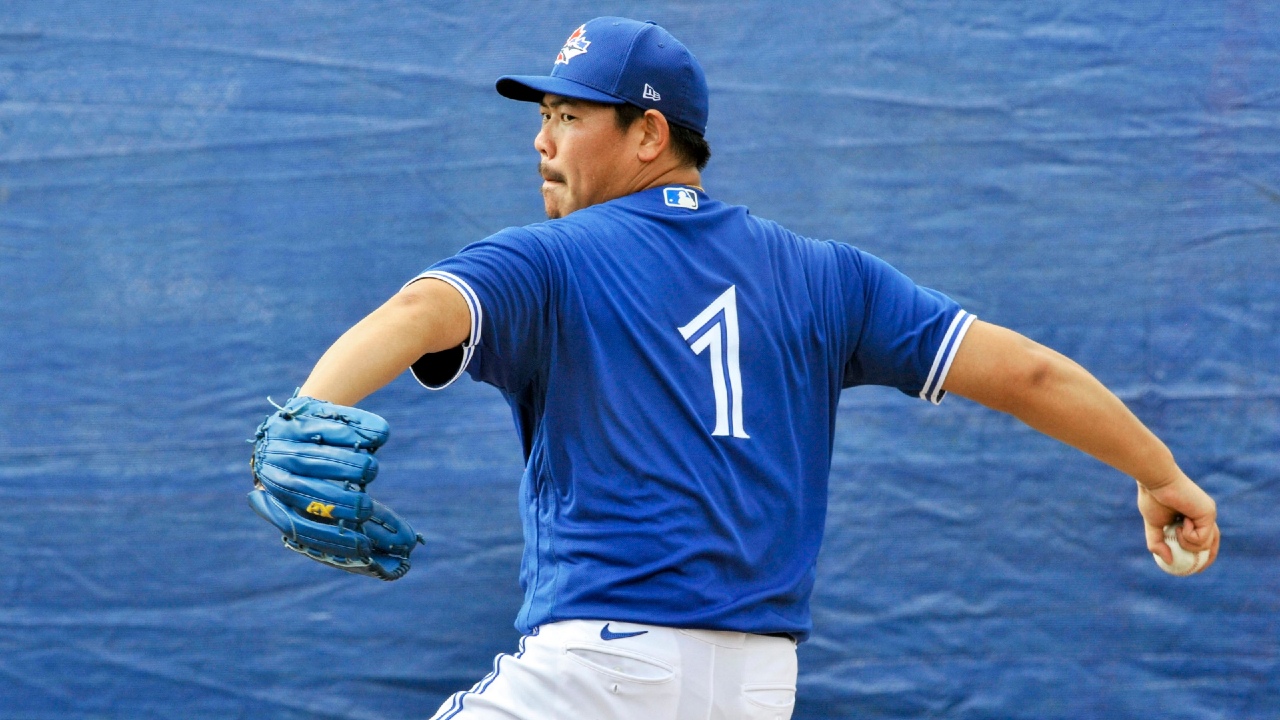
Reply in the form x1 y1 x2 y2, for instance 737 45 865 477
248 395 424 581
1137 474 1219 575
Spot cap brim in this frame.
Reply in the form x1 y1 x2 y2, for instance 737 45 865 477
496 75 626 105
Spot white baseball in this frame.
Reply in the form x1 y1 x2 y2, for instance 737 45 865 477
1152 521 1209 576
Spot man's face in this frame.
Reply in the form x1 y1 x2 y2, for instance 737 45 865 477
535 94 636 219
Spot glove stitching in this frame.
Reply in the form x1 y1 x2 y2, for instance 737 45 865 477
258 476 363 514
288 412 389 438
266 426 386 447
261 450 368 472
267 436 378 450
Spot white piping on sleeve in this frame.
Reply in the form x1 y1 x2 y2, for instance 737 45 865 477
919 310 977 405
402 270 482 390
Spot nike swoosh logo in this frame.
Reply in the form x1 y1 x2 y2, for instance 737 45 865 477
600 623 648 641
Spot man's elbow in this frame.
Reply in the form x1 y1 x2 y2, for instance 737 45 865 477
1023 343 1057 391
944 321 1074 413
992 340 1062 413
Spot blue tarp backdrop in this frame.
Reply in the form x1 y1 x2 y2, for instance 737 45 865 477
1 1 1277 718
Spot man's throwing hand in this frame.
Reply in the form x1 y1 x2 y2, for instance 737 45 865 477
1137 472 1219 575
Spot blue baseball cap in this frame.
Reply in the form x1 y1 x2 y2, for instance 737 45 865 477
496 17 709 136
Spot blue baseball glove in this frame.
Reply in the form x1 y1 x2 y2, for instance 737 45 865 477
248 395 424 581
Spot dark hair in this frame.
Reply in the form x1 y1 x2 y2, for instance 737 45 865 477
614 103 711 171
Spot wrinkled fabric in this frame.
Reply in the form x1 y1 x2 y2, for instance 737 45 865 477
0 1 1276 718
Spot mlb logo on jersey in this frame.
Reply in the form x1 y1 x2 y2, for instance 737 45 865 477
555 25 591 65
664 187 698 210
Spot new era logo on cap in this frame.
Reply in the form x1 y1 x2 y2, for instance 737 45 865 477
643 83 661 101
664 187 698 210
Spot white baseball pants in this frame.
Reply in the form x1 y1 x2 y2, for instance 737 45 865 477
428 619 798 720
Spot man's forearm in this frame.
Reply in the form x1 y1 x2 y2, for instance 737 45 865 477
298 279 471 406
1004 346 1179 489
943 321 1179 489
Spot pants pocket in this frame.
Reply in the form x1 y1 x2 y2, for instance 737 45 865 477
556 642 680 719
738 635 797 720
563 644 676 683
743 682 796 712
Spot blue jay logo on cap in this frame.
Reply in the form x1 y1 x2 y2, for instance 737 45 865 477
664 187 698 210
555 24 591 65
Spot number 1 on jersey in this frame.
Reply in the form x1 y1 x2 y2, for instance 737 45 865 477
679 286 749 439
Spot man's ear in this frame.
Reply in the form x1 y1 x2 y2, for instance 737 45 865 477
636 109 670 163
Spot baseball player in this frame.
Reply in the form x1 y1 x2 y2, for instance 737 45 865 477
249 17 1220 719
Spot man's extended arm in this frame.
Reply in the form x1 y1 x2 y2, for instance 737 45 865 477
942 320 1219 571
297 278 471 406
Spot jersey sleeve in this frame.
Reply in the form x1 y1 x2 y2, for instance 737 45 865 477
835 245 976 404
404 227 553 394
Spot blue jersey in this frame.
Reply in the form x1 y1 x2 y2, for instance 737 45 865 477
413 186 974 642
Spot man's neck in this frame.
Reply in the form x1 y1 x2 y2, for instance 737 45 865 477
640 165 702 192
585 160 702 212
